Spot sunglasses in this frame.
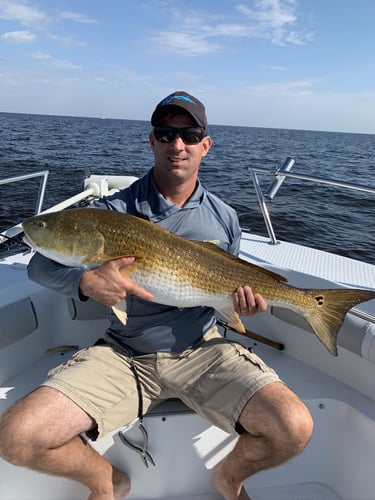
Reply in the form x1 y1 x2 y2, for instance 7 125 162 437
153 126 206 145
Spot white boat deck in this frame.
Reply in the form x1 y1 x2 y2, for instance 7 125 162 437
240 232 375 291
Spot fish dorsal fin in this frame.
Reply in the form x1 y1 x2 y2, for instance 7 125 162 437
244 260 288 282
190 240 288 283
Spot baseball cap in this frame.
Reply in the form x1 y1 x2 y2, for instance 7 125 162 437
151 91 208 129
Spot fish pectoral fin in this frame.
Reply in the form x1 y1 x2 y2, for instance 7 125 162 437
217 307 245 334
116 255 145 278
112 300 128 325
114 257 144 324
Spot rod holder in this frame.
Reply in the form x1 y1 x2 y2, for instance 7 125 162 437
265 157 295 200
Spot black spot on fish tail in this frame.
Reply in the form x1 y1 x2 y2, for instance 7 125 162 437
303 288 375 356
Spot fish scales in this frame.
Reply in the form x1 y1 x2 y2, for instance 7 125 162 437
22 208 375 356
89 211 282 296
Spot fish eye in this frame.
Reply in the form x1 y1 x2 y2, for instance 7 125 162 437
36 221 46 229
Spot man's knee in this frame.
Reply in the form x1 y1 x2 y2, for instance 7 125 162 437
279 398 313 455
240 382 313 457
0 387 63 465
0 401 34 465
0 386 95 466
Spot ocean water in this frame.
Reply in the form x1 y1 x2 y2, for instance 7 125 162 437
0 112 374 264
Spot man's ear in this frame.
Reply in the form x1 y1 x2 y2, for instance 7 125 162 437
201 135 212 157
149 131 156 149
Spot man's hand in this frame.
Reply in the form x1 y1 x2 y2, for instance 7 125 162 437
79 257 153 306
232 286 267 316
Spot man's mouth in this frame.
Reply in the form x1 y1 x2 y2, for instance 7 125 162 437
169 156 186 162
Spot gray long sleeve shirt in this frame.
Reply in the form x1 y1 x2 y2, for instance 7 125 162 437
28 169 241 354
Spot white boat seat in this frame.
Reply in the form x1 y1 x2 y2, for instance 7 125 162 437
272 305 375 362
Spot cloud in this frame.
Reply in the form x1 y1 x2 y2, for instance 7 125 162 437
47 33 87 48
0 0 48 28
93 65 160 88
237 1 296 31
30 51 82 70
247 78 322 96
150 31 220 56
58 11 97 25
0 1 97 31
235 0 307 45
265 65 287 71
148 0 312 56
1 29 35 42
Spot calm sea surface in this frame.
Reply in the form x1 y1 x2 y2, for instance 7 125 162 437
0 112 374 263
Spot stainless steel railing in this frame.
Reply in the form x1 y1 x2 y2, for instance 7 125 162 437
0 171 49 246
0 170 49 215
249 157 375 245
0 170 96 246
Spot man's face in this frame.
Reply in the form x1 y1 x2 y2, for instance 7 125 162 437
149 112 212 184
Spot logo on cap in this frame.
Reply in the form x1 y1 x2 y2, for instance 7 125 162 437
160 95 196 106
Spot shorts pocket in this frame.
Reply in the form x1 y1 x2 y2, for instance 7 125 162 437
230 342 269 372
46 347 91 378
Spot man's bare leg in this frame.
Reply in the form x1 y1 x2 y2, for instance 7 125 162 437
0 387 130 500
213 382 313 500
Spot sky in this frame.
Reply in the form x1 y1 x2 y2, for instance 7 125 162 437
1 0 375 134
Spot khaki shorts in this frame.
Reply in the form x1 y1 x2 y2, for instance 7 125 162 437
42 327 281 438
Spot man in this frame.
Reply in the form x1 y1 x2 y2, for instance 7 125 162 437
0 92 313 500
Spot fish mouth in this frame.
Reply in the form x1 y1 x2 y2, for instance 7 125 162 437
23 234 34 248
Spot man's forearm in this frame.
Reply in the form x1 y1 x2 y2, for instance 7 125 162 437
27 252 84 300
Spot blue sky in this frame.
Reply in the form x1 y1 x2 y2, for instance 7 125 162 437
1 0 375 133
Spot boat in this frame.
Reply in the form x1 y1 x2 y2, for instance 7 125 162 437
1 159 375 500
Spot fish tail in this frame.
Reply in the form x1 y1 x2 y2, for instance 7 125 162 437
303 288 375 356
